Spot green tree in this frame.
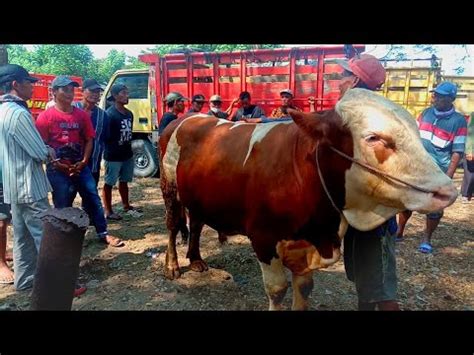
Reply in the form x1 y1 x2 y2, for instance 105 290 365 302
93 49 127 83
27 45 95 77
124 55 148 70
0 45 8 65
5 45 32 68
147 44 281 55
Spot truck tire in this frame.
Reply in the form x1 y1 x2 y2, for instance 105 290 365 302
132 139 159 178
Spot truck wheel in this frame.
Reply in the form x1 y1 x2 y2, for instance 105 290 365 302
132 139 159 178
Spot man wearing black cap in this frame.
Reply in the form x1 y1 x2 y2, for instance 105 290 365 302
74 79 108 185
103 84 142 220
158 92 187 135
188 94 206 115
0 64 52 290
36 76 124 254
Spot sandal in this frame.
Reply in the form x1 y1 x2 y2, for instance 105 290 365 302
418 242 433 254
124 206 143 213
99 235 125 247
125 209 143 218
74 283 87 297
106 213 122 221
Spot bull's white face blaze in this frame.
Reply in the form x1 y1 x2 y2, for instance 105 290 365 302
336 89 457 231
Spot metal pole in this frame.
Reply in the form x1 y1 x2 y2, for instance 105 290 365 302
30 207 89 311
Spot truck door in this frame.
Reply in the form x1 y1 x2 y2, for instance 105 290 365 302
104 72 151 133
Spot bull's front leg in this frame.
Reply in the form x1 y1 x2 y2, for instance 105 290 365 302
259 258 289 310
291 271 314 310
186 216 208 272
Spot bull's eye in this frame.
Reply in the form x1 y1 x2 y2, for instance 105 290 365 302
365 134 380 143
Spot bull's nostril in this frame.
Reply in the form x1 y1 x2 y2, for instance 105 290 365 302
433 191 450 202
433 185 458 204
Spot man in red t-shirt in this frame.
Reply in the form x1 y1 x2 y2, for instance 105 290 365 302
36 76 125 253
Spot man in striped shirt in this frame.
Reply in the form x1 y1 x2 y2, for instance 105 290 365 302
397 82 467 254
0 64 52 291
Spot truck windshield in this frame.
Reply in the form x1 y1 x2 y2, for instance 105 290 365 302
111 73 149 99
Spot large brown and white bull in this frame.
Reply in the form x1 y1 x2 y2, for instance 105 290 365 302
159 88 457 310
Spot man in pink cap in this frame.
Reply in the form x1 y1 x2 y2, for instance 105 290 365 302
334 54 401 311
335 53 386 95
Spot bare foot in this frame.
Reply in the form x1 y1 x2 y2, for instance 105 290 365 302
0 264 14 284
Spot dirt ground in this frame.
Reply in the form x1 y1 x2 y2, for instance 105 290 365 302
0 170 472 311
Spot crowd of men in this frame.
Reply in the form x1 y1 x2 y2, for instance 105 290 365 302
0 54 472 310
0 65 143 296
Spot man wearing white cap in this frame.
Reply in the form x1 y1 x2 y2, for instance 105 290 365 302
207 95 238 119
269 89 301 118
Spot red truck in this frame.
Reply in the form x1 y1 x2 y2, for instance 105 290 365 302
99 45 365 178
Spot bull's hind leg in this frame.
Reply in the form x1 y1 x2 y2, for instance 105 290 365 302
162 188 185 280
164 227 181 279
259 258 289 310
178 209 189 245
186 215 208 272
291 271 314 310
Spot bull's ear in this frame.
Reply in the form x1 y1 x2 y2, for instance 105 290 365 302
288 109 328 138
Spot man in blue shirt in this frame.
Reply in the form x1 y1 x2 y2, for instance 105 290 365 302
74 79 109 185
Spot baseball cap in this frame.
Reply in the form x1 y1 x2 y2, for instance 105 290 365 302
0 64 38 84
431 81 457 98
334 54 386 90
165 92 188 104
210 94 222 102
192 94 205 102
280 89 293 96
107 84 128 101
82 78 103 91
51 75 80 89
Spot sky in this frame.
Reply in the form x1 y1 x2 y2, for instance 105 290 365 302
24 44 474 76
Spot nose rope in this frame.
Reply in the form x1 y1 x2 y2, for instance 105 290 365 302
315 143 439 214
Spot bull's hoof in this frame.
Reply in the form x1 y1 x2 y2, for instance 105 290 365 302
189 260 209 272
164 265 181 280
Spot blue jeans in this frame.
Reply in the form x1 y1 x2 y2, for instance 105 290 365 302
47 166 108 239
11 198 50 291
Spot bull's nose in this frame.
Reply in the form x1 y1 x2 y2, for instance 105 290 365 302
433 183 458 207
